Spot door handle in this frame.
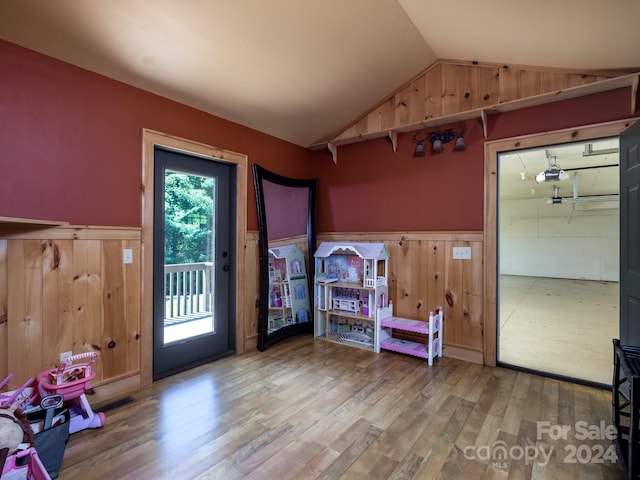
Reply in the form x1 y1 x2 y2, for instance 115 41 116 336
222 264 229 272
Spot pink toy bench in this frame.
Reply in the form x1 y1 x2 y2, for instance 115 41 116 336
379 307 443 366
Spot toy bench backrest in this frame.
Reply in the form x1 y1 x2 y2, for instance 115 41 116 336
429 307 443 331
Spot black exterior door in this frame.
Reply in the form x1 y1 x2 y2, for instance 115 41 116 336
620 120 640 346
153 147 235 380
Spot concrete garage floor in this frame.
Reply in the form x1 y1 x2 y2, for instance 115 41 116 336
499 275 619 386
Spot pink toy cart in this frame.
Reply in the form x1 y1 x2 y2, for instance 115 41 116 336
36 353 105 435
1 447 51 480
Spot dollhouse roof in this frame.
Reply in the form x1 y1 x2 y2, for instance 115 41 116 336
268 245 302 259
314 242 389 260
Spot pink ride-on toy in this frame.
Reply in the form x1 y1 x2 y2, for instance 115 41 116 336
36 352 106 434
0 373 36 409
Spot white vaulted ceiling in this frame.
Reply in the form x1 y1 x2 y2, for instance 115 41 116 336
1 0 639 147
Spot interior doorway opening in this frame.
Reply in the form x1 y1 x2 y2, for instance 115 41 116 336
497 137 620 385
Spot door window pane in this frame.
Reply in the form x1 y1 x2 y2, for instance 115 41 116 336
163 170 215 344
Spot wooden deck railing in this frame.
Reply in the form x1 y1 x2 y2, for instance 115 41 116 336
164 262 213 321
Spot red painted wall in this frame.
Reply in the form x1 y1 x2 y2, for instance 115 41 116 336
1 40 636 234
0 40 313 230
311 88 635 232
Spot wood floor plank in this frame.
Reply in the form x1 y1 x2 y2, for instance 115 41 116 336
449 362 493 403
482 466 510 479
486 370 518 418
369 397 424 460
57 335 624 479
459 457 489 479
367 454 401 480
317 424 383 480
294 447 341 480
385 452 425 480
438 444 475 480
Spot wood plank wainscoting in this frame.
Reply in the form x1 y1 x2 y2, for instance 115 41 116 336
0 228 483 406
0 225 260 404
244 230 260 351
0 225 142 402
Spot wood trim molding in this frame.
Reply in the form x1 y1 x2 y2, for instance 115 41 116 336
318 231 483 242
0 216 68 226
483 117 639 367
0 225 140 240
141 129 248 386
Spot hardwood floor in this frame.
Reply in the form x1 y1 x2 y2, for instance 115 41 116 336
59 335 624 479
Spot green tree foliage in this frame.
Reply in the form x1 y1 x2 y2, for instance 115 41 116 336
164 171 214 265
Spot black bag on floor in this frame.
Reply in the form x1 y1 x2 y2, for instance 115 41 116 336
27 397 70 480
